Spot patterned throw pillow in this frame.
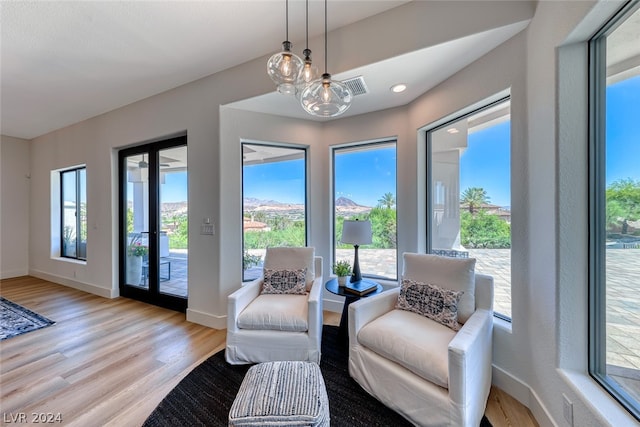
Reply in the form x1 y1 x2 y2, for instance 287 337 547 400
395 279 463 331
261 268 307 295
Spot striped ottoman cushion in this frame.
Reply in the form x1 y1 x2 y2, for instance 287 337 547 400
229 361 330 427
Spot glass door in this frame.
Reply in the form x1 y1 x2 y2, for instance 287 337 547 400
158 145 188 298
119 136 188 312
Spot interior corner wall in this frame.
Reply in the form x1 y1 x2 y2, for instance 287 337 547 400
1 135 30 279
218 108 324 316
405 25 535 408
318 107 412 310
218 107 413 315
531 1 639 426
562 1 640 425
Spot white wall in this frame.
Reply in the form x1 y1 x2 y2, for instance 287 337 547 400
218 108 323 317
1 135 30 278
26 57 276 305
219 106 410 314
317 107 412 310
6 1 638 426
532 1 638 426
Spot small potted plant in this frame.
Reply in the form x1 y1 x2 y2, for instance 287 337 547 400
243 250 262 271
127 241 149 258
333 260 352 286
126 234 149 285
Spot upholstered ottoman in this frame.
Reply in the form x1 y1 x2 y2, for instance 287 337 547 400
229 361 330 427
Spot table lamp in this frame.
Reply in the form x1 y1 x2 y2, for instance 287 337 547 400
341 219 372 283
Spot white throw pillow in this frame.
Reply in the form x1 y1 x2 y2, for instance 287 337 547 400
402 253 476 323
264 247 315 290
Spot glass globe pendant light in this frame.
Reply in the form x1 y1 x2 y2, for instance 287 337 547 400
267 0 304 95
301 49 317 85
299 0 318 89
300 0 352 117
300 73 352 117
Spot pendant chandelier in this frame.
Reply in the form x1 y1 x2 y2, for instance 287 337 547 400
299 0 318 88
300 0 352 117
266 0 304 95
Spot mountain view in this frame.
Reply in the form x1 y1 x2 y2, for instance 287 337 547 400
242 196 371 220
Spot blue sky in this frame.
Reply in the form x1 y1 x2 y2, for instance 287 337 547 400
459 75 640 207
606 75 640 185
243 159 306 204
157 75 639 206
241 146 397 207
62 168 86 203
334 146 396 207
160 172 188 203
460 121 511 207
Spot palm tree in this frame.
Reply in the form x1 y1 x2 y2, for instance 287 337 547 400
461 187 490 214
377 192 396 209
606 179 640 234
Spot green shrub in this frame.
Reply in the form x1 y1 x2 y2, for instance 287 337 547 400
460 211 511 249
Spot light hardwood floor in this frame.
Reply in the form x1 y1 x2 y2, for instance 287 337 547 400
0 277 538 427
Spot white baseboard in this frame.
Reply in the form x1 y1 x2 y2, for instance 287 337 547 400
187 307 226 330
492 364 554 426
528 386 556 427
492 364 531 407
29 269 116 298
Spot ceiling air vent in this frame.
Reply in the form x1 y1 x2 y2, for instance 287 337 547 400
342 76 368 96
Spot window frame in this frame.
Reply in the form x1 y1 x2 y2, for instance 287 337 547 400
425 95 512 321
588 0 640 420
60 166 87 261
331 139 398 281
241 141 309 281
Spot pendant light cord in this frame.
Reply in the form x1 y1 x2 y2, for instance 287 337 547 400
286 0 289 41
324 0 328 74
305 0 309 49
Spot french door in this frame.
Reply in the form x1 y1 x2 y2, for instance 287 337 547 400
119 136 188 311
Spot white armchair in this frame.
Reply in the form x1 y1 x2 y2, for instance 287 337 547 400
226 247 323 365
348 253 494 427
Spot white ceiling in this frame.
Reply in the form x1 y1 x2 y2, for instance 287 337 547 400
1 1 529 140
232 20 528 121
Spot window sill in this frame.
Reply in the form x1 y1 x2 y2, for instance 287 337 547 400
52 256 86 265
368 278 399 290
559 369 639 426
493 315 513 334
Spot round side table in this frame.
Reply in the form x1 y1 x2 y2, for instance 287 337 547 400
325 278 382 344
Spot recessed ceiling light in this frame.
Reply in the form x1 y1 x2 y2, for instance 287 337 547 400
447 128 459 134
390 84 407 93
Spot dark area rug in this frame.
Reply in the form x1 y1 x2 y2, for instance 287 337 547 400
0 296 55 341
144 325 492 427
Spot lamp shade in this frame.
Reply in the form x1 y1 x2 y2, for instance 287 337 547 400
341 220 372 245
